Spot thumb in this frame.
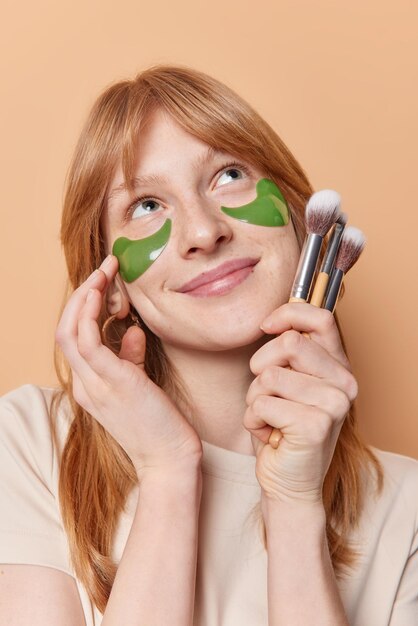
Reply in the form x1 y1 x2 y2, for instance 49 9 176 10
118 324 147 369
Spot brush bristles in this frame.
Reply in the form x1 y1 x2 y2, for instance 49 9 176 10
335 226 366 273
305 190 341 237
337 212 348 226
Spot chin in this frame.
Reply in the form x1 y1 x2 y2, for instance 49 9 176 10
166 322 267 352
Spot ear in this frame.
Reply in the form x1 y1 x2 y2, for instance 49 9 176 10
106 273 131 319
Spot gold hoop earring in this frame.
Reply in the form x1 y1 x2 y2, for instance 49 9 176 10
100 314 118 343
101 309 141 343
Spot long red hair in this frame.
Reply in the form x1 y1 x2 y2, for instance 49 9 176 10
51 63 384 614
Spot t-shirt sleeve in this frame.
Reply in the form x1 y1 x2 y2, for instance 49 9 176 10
0 384 74 577
389 462 418 626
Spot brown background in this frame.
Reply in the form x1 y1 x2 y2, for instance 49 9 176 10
1 0 417 458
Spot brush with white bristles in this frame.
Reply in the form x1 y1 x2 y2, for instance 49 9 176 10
323 226 366 313
289 189 341 302
268 189 341 450
309 212 348 307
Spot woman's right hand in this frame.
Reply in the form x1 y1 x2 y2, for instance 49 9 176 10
55 254 203 480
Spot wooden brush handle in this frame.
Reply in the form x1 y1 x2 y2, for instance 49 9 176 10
310 272 329 307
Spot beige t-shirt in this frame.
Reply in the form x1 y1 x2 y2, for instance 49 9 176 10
0 383 417 625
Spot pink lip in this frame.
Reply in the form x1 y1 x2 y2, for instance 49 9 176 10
176 257 260 293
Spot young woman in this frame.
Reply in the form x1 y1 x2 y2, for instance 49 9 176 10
1 64 417 626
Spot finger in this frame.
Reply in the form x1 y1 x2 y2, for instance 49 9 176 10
55 269 105 346
55 256 120 384
56 285 108 386
118 325 146 368
57 288 108 388
55 255 118 347
77 286 127 381
246 365 352 420
96 254 119 284
260 302 350 369
244 394 337 446
249 330 358 402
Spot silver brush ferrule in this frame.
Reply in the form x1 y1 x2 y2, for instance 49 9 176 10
291 233 323 300
321 221 345 275
324 267 344 312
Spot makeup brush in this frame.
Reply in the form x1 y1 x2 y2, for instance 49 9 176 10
289 190 341 303
268 190 341 449
323 226 366 313
309 212 348 307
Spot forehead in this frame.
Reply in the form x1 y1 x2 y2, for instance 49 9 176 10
107 145 229 203
107 109 236 203
114 107 220 178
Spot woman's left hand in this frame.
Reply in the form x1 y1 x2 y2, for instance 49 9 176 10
244 302 359 506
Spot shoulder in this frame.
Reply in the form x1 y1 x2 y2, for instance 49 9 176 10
0 383 73 482
370 445 418 502
0 384 76 577
339 448 418 624
362 445 418 534
1 382 63 415
371 444 418 472
0 382 73 427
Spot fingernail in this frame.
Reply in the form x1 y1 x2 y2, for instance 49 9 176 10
87 269 100 282
87 288 95 300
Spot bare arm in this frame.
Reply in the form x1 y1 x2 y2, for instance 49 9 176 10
0 464 201 626
101 461 202 626
262 499 349 626
53 257 204 625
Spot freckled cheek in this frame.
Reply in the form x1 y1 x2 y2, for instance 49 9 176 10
257 235 299 286
258 229 297 258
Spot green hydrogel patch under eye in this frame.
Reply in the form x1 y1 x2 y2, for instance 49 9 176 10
220 178 289 226
112 218 172 283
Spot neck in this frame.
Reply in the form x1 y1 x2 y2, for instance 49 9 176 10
162 334 270 456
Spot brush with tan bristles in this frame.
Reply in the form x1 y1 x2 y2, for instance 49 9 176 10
268 189 341 449
323 226 366 313
309 212 348 307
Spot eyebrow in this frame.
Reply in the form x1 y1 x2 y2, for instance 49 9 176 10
107 145 229 205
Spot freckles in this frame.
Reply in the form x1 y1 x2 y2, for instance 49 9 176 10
112 219 172 283
111 178 291 284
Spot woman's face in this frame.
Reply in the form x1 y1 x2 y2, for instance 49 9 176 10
101 108 300 351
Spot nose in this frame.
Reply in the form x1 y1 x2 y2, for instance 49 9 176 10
176 193 233 257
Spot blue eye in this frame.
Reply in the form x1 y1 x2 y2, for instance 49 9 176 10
216 166 246 187
125 162 251 221
129 197 162 220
